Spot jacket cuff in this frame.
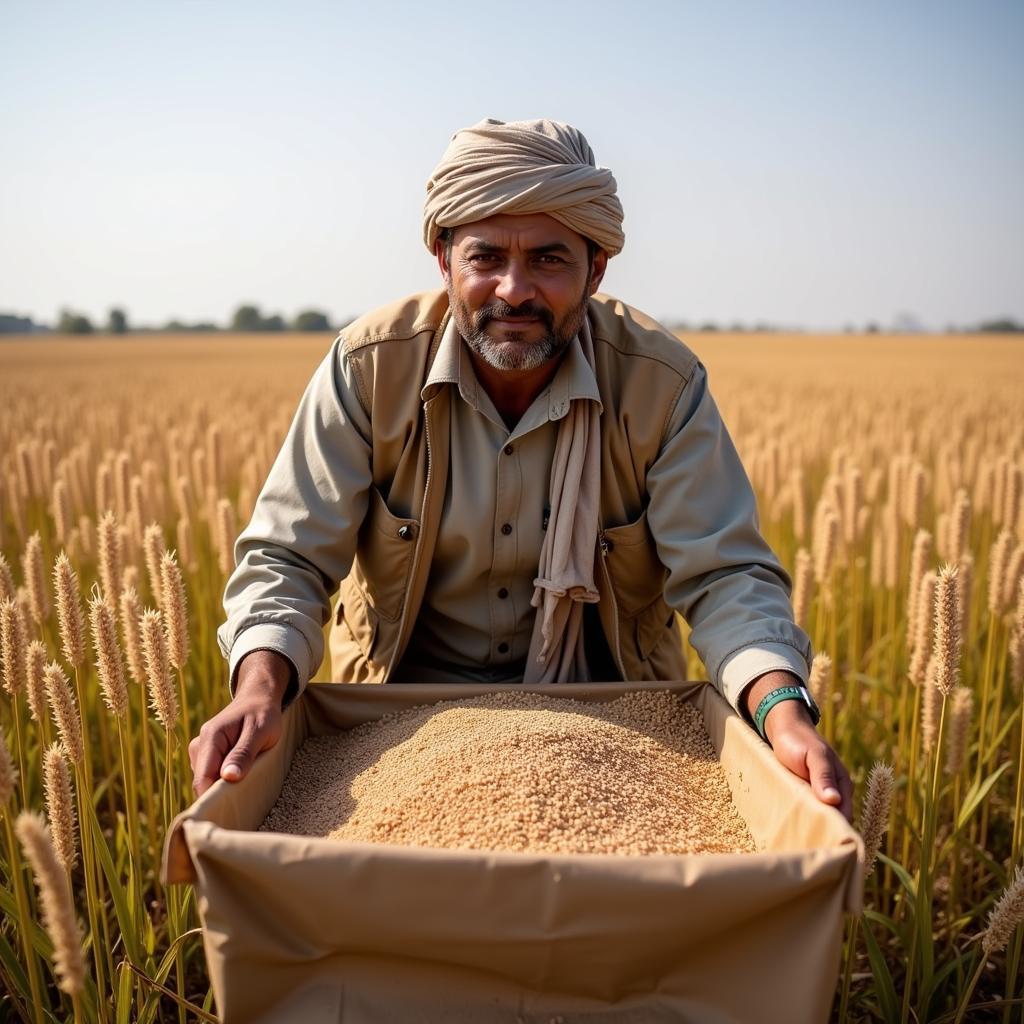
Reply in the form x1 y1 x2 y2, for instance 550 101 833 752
226 622 309 706
719 642 809 722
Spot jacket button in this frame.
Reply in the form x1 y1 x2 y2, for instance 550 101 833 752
497 587 509 599
503 444 514 456
500 523 513 536
397 525 414 541
497 642 510 654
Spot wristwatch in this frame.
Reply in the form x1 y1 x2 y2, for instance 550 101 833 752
752 684 821 742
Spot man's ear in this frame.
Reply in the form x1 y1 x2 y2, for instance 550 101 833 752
588 249 608 296
435 237 451 284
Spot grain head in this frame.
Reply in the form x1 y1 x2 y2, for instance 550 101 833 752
44 661 84 766
53 552 85 668
858 761 894 878
43 743 77 872
982 864 1024 957
140 608 178 731
15 811 86 995
88 590 128 717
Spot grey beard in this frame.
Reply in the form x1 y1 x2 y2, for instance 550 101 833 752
462 327 568 372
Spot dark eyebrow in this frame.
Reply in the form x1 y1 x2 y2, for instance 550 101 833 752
463 240 575 257
464 240 504 254
528 242 574 256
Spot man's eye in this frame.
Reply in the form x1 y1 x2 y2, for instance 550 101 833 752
469 253 500 262
538 255 564 264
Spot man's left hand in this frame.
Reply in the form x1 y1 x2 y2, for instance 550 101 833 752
743 670 854 822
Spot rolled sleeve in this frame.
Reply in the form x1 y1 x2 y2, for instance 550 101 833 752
719 641 809 718
216 335 374 698
646 361 813 714
225 622 311 703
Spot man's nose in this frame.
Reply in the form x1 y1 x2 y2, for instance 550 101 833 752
493 262 536 307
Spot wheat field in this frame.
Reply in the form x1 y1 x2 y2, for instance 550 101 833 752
0 330 1022 1023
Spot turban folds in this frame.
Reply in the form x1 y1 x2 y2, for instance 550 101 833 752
423 118 625 257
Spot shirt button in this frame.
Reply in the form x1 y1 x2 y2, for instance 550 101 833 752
500 523 512 536
497 642 510 654
503 444 514 456
497 587 509 599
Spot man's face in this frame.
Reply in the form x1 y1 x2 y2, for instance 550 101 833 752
436 213 607 374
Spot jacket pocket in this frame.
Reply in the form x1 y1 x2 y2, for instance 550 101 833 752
336 575 379 660
601 509 669 619
351 485 420 623
635 599 676 661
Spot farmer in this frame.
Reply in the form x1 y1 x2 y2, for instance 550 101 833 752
190 117 853 820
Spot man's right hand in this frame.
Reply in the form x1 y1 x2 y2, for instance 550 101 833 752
188 650 292 797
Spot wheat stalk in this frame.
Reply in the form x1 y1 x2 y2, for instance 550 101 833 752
44 661 84 766
140 608 179 731
0 552 14 603
160 551 190 670
0 598 26 696
859 761 894 878
89 590 128 717
15 811 87 997
22 531 49 625
24 639 48 724
0 731 16 809
96 509 123 606
43 743 78 873
53 552 85 668
933 564 961 697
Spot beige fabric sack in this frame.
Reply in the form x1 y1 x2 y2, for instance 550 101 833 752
164 682 863 1024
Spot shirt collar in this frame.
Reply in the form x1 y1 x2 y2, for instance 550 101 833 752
422 312 603 423
421 313 461 400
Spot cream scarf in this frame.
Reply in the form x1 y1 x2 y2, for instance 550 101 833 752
524 317 602 684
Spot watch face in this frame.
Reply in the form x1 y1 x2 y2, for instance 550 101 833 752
801 686 822 722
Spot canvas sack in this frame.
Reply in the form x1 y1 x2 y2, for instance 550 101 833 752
164 681 863 1024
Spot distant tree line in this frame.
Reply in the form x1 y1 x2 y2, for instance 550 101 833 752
0 305 351 335
670 317 1024 335
2 308 1022 337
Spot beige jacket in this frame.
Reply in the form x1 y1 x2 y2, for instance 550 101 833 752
218 290 812 713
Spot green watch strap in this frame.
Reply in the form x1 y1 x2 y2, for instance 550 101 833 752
753 685 807 741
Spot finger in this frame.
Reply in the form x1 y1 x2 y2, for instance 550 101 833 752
191 725 233 797
806 745 842 807
220 719 262 782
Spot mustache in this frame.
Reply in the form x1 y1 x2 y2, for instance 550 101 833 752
475 301 554 330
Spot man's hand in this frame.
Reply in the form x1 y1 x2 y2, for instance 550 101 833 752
188 650 291 797
743 670 853 822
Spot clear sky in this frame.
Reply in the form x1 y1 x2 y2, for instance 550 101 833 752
2 0 1021 331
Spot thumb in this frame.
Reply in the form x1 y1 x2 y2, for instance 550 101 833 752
806 745 842 805
220 721 259 782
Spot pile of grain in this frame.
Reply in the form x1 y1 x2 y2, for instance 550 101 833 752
261 691 755 856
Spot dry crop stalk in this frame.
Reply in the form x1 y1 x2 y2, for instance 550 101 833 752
15 811 87 1014
53 551 85 669
0 733 48 1022
838 761 894 1023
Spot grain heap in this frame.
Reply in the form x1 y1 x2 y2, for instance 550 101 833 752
262 690 756 856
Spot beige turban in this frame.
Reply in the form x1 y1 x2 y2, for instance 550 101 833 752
423 118 625 257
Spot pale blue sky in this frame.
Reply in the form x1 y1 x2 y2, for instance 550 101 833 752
2 0 1021 330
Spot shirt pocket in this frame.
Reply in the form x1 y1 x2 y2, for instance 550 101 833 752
350 485 420 623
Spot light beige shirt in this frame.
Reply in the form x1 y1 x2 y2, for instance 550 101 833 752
220 314 807 714
393 317 602 684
